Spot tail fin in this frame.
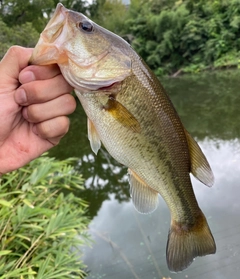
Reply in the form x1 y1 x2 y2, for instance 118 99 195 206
166 211 216 272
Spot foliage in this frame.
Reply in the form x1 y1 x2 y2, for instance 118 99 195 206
0 0 89 59
0 154 90 279
56 0 89 14
0 0 54 32
90 0 128 35
0 0 89 32
0 18 39 58
124 0 240 75
2 0 240 74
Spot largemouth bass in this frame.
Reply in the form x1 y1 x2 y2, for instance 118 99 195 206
30 3 216 272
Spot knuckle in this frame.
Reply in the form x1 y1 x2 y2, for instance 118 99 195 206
8 45 21 56
37 117 70 139
27 105 41 122
57 116 70 135
23 82 45 104
35 88 47 103
62 94 76 112
36 122 50 138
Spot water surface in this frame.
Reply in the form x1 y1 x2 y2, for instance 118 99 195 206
49 70 240 279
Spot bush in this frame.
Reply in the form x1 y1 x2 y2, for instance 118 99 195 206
0 154 90 279
0 19 39 59
125 0 240 75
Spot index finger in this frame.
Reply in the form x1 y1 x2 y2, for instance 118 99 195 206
0 46 33 90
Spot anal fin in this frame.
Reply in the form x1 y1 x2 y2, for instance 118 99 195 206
88 118 101 155
184 129 214 187
128 169 159 214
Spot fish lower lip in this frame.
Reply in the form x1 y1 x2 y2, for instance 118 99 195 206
99 82 118 91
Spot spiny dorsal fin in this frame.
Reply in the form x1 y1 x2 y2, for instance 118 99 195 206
88 118 101 155
184 129 214 187
128 169 159 214
104 97 141 133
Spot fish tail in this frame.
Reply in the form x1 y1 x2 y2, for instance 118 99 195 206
166 211 216 272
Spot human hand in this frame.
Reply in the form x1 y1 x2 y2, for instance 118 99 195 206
0 46 76 174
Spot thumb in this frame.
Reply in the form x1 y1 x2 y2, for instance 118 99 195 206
0 46 33 91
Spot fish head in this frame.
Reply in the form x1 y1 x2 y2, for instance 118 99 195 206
30 3 132 91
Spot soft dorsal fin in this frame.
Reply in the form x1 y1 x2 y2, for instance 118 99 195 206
184 129 214 187
104 97 141 133
128 169 159 214
87 118 101 155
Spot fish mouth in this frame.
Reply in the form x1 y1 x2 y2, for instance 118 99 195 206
99 83 116 90
29 3 69 65
30 3 110 67
98 82 121 91
30 3 132 91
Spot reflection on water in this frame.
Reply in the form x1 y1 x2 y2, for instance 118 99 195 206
49 70 240 278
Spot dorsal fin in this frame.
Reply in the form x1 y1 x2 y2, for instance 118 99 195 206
128 169 159 214
87 118 101 155
184 130 214 187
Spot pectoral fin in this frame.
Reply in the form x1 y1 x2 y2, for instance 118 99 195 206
88 118 101 155
184 130 214 187
104 97 141 133
128 169 159 214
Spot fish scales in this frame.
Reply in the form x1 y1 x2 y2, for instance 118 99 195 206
79 74 191 214
121 58 195 216
30 3 216 272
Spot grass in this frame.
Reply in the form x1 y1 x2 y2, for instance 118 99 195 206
0 154 91 279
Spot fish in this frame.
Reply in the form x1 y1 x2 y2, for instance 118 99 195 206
30 3 216 272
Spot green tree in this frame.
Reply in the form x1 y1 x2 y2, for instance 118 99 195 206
0 18 39 58
90 0 128 35
0 0 90 58
124 0 240 75
53 0 89 13
0 0 54 32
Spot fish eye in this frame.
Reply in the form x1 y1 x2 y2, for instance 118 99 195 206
78 20 94 33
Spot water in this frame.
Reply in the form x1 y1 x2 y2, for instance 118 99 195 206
49 70 240 278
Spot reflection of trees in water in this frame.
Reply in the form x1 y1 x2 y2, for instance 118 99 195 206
75 149 130 218
162 70 240 141
50 71 240 219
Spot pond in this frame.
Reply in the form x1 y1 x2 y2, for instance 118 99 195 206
49 70 240 279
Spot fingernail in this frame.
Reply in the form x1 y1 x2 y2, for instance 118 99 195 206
19 71 36 83
15 88 27 104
